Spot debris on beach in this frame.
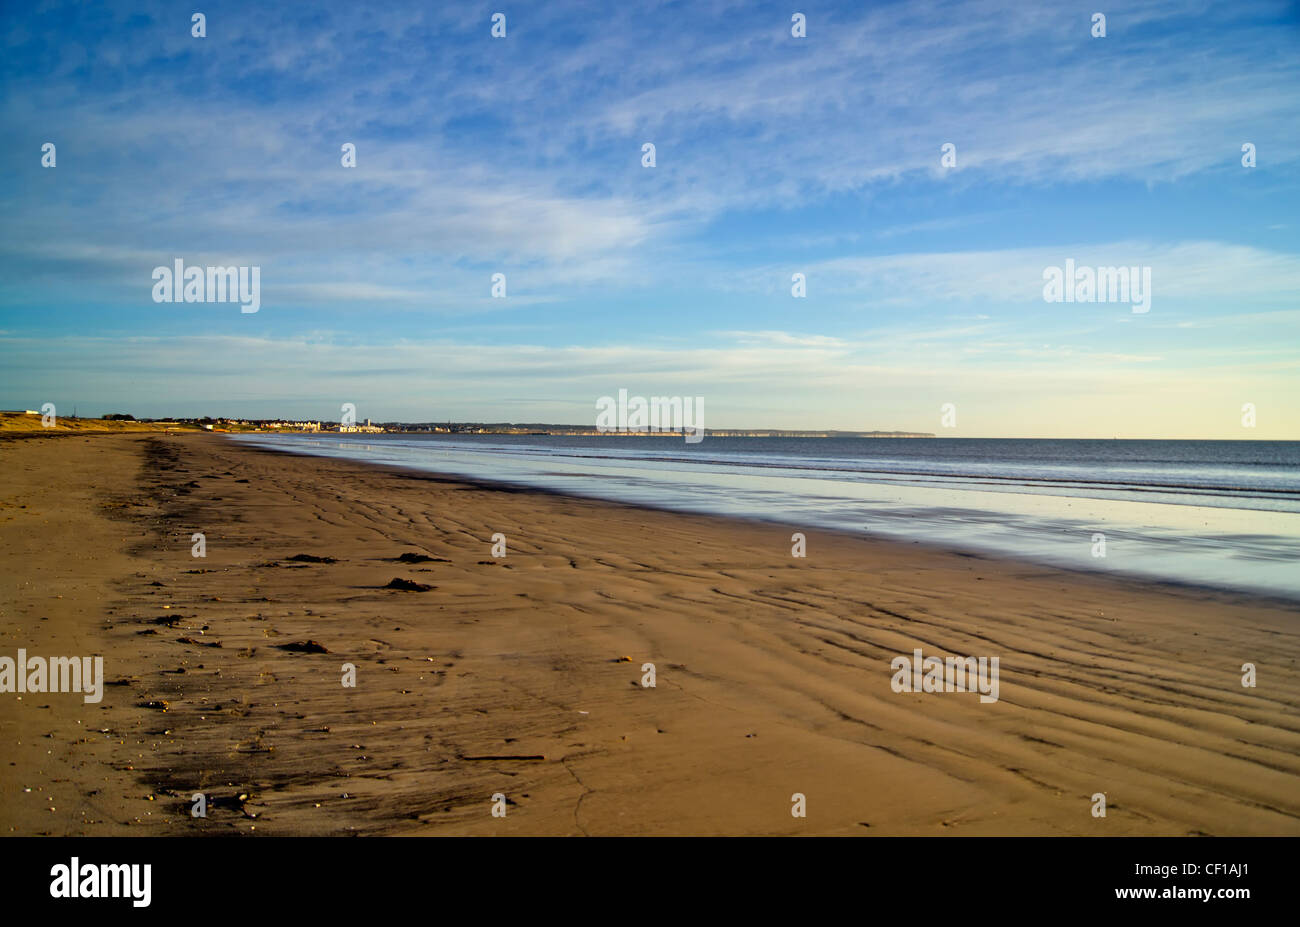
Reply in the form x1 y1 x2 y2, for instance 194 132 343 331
385 577 433 591
176 636 222 648
391 552 448 564
276 640 331 653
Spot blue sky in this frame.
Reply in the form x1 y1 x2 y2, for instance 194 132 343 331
1 0 1297 437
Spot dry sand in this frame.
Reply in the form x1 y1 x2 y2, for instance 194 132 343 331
2 432 1298 836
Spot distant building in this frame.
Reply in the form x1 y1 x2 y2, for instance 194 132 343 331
338 417 384 434
264 420 322 432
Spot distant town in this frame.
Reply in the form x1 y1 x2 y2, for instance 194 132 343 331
81 414 935 438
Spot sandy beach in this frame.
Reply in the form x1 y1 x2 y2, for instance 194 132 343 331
2 432 1298 836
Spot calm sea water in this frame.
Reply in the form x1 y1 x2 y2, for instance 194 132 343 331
233 435 1300 600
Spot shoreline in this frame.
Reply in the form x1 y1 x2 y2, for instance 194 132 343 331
229 434 1300 608
2 432 1298 836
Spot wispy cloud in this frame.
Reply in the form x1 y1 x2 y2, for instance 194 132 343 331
0 0 1297 436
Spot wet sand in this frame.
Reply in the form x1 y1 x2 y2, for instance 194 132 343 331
2 432 1298 835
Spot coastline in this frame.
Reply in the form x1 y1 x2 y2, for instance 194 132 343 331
2 432 1298 835
238 433 1300 609
232 432 1300 604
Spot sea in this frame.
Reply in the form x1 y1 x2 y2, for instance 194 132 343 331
231 435 1300 600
